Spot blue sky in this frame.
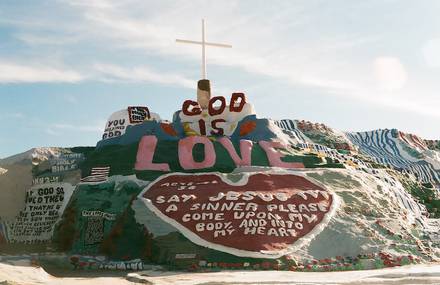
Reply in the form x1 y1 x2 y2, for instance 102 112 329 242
0 0 439 158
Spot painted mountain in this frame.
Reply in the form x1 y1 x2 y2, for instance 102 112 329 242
0 93 439 272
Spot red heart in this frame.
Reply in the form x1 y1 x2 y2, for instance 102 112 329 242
139 171 337 258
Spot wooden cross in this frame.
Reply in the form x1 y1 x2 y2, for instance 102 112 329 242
176 19 232 79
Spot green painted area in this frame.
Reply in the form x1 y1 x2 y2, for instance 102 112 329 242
406 181 440 218
54 180 150 260
298 132 346 151
80 144 138 177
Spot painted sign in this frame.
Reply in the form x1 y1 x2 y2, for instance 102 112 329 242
135 135 304 171
175 253 197 259
5 183 75 243
82 210 116 221
102 109 129 140
179 93 256 136
69 256 144 271
98 259 144 270
139 172 338 258
51 153 84 173
102 107 160 140
32 175 61 185
128 106 150 123
84 216 104 245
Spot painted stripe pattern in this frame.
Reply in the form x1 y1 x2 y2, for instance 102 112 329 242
346 130 440 184
274 119 371 169
274 119 309 143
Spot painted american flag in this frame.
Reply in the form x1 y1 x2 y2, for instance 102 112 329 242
80 166 110 183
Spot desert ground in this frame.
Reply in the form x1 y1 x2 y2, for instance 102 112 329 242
2 262 440 285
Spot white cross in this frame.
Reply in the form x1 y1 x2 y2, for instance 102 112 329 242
176 19 232 79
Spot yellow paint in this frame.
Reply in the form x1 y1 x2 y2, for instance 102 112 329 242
229 123 236 131
183 122 198 136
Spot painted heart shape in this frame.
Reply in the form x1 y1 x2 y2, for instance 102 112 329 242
139 171 338 258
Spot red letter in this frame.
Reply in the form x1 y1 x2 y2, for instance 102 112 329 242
182 100 202 116
179 136 216 170
259 141 304 168
135 136 170 171
229 93 246 112
218 138 253 166
208 96 226 116
198 119 207 136
210 119 226 136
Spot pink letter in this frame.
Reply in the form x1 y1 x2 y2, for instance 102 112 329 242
135 135 170 171
218 138 253 167
179 136 216 170
259 141 304 168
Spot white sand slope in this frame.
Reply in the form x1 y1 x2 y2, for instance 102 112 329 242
0 263 133 285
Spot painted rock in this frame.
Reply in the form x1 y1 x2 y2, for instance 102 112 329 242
138 171 338 258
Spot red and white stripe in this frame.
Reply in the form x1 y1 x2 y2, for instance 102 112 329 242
81 166 110 182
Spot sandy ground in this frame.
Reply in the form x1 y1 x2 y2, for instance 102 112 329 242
2 262 440 285
128 264 440 285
